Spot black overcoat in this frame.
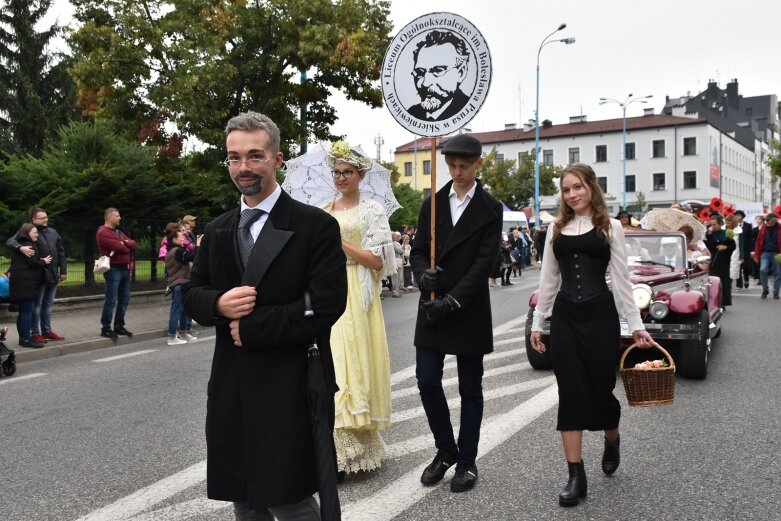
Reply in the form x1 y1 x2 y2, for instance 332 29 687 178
410 180 503 355
183 190 347 509
9 238 46 302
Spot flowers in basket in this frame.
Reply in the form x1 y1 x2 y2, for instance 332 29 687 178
633 359 669 369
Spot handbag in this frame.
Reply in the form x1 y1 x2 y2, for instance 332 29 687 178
93 251 114 274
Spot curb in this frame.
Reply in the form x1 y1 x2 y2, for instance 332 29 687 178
14 329 169 363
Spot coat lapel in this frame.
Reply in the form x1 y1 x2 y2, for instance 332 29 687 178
438 180 498 262
240 191 296 287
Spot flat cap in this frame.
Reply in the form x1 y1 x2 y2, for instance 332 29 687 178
442 134 482 157
182 214 197 222
766 212 778 219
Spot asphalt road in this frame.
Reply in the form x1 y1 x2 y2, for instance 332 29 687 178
1 271 779 521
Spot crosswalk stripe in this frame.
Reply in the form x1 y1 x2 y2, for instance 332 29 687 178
392 347 526 388
342 384 559 520
392 375 555 423
391 362 531 399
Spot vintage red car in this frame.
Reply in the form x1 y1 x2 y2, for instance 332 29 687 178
524 231 722 379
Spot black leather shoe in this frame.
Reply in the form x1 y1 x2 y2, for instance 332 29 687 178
100 330 116 339
559 460 587 507
115 328 133 337
450 463 478 492
602 435 620 475
420 450 458 485
20 340 45 349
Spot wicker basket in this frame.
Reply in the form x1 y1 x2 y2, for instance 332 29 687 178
619 341 675 406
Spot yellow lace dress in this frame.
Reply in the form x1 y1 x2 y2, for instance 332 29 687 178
331 206 392 473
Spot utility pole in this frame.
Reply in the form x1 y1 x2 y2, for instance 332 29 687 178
374 133 384 161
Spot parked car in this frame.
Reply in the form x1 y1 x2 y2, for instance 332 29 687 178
524 231 722 379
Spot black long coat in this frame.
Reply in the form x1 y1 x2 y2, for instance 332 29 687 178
9 237 46 302
183 190 347 509
410 180 503 355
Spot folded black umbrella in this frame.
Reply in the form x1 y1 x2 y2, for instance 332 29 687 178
304 292 341 521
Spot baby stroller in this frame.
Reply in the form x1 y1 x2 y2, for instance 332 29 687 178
0 326 17 378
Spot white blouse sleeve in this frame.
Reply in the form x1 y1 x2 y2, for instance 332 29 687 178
608 219 645 333
531 227 561 331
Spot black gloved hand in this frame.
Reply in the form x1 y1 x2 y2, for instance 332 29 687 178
419 266 443 292
421 294 460 322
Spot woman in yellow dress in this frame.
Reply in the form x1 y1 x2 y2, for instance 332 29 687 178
325 141 395 479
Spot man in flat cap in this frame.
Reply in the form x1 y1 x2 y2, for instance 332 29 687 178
410 133 503 493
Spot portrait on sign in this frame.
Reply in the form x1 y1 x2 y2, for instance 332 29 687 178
381 13 492 137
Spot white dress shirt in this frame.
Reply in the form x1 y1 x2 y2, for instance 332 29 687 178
240 183 282 241
448 182 477 226
532 216 644 334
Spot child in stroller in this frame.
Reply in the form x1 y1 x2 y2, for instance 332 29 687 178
0 325 17 377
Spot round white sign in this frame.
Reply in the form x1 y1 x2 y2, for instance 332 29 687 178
381 12 492 137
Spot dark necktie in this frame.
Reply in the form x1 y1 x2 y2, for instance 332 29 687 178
238 209 265 266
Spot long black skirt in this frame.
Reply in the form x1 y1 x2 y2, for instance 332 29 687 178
549 290 621 431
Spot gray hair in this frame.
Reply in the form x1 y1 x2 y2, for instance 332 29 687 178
224 111 281 153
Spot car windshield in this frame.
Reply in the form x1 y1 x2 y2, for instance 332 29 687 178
625 235 685 268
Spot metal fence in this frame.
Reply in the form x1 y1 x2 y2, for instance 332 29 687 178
1 217 174 289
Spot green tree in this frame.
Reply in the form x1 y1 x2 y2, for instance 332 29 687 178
480 148 559 210
0 0 80 157
69 0 393 155
628 191 647 216
380 160 422 229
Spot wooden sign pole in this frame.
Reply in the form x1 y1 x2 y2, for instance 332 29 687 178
429 137 437 301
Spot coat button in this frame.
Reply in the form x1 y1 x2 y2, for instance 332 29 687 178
575 264 580 269
577 284 582 289
573 253 579 258
576 274 581 279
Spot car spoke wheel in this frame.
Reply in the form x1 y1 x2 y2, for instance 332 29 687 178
525 309 553 370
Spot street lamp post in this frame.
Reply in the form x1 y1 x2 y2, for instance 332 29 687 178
534 24 575 227
599 93 653 211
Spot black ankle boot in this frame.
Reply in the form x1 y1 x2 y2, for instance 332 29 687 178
602 435 620 475
559 460 587 507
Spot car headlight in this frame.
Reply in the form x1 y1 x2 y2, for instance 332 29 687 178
632 284 653 309
648 300 669 319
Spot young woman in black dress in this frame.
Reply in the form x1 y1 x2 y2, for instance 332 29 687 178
529 163 654 507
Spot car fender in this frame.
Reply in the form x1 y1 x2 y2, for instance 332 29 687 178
668 287 705 314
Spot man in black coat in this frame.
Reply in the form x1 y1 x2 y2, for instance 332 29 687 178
183 112 347 520
410 134 503 493
734 210 753 289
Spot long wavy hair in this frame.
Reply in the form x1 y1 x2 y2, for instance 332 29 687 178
552 163 612 244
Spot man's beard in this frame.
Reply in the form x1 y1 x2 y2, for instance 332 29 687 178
417 84 452 112
232 172 263 195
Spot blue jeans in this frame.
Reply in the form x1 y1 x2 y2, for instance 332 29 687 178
101 266 131 332
759 251 781 295
167 285 190 336
416 348 484 465
16 299 36 343
31 281 57 335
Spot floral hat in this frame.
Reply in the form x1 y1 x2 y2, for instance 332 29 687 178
326 140 373 172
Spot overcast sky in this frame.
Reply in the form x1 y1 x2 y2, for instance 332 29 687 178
47 0 781 160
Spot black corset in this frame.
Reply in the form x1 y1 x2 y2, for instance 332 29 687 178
553 228 611 302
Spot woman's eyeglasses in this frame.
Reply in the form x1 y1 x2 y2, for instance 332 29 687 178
332 169 357 179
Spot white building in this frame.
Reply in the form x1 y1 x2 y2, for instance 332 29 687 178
395 112 774 217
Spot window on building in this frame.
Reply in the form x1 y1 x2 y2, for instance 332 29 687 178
596 145 607 162
423 160 431 175
597 176 608 193
683 137 697 156
652 173 666 191
496 153 505 163
519 151 529 163
543 149 553 166
652 139 665 158
404 162 412 177
625 175 636 193
683 171 697 189
625 142 636 160
568 147 580 163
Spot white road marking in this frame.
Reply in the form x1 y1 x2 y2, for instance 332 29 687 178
391 361 530 399
92 350 157 363
76 314 538 520
74 461 207 521
0 372 46 385
341 384 559 520
392 376 555 423
494 336 523 346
